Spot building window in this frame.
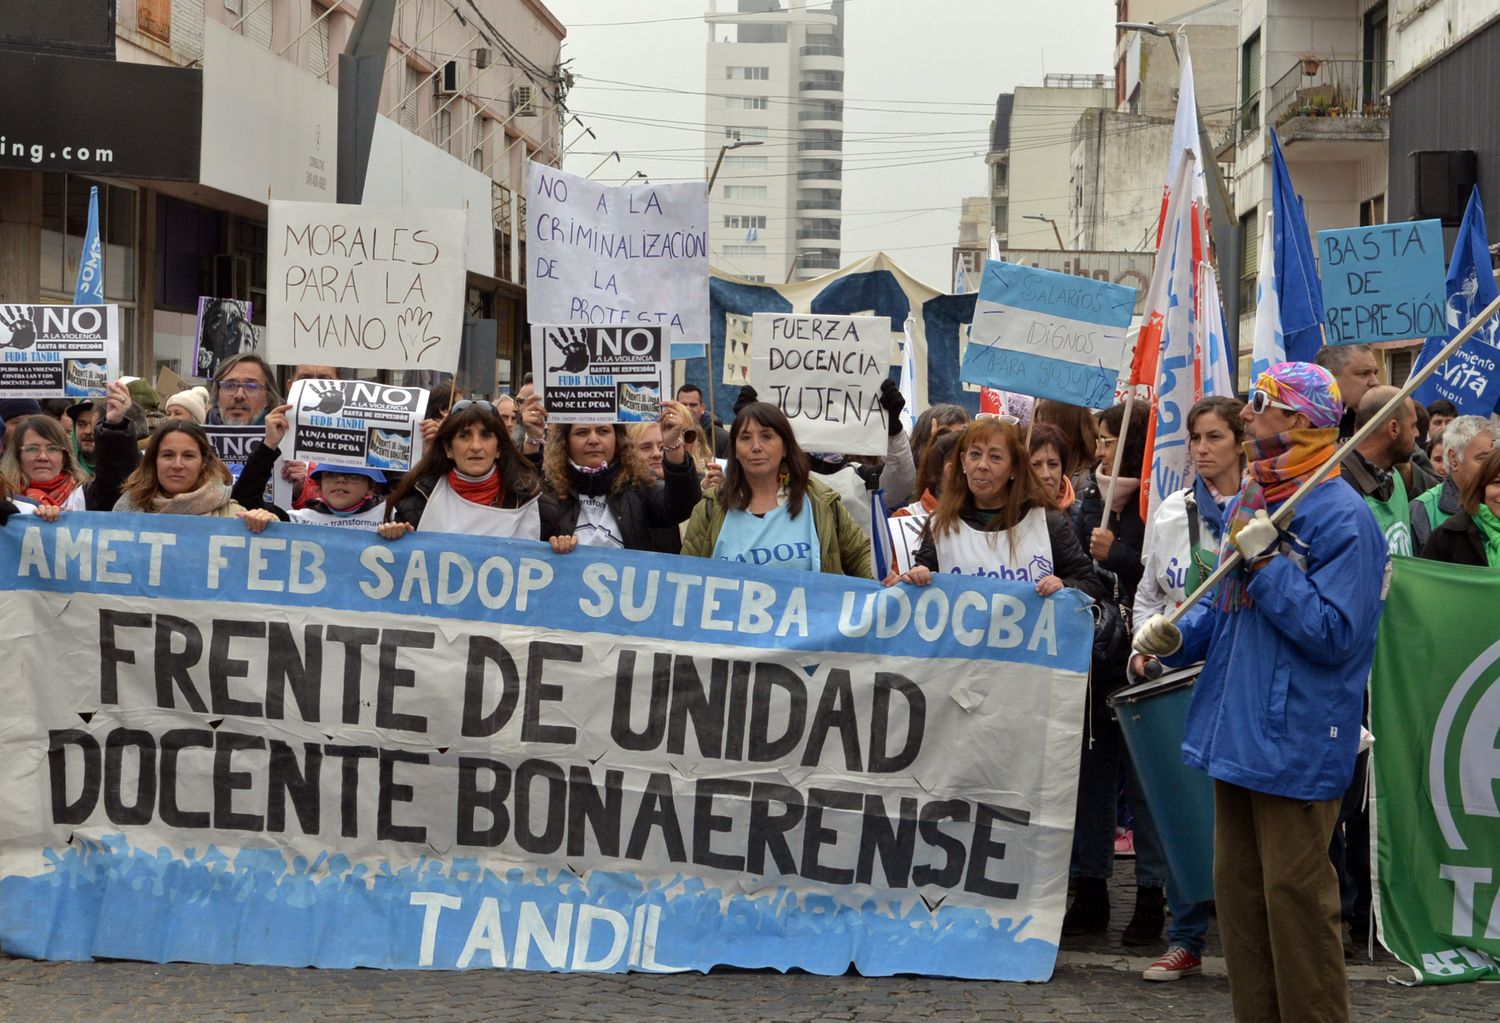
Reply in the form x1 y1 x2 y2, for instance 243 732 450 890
41 177 138 304
724 215 767 229
1239 31 1261 136
1363 3 1389 103
438 108 453 154
401 64 420 132
1238 210 1258 312
725 96 768 110
471 115 491 171
725 186 768 200
725 155 767 170
1360 194 1387 226
723 244 767 258
726 66 770 80
724 126 769 141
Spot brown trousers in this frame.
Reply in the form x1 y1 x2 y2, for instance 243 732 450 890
1213 780 1348 1023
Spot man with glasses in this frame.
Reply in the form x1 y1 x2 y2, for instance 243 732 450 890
211 354 281 426
1133 361 1387 1023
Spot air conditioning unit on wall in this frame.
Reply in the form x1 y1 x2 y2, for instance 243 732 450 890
474 47 491 70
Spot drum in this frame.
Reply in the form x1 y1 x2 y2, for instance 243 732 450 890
1108 664 1216 905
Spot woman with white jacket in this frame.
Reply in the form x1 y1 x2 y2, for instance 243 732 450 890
1130 395 1245 983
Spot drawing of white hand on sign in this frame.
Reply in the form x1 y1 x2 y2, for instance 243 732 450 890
396 307 442 362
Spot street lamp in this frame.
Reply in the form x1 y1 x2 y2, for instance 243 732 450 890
585 150 621 178
1023 213 1066 251
1116 19 1242 364
707 138 765 191
622 170 649 186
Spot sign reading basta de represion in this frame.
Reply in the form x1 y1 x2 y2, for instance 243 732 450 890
0 516 1091 980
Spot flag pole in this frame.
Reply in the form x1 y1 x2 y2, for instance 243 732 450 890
1157 291 1500 629
1097 389 1135 559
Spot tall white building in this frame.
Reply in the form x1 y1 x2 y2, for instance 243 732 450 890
704 1 846 283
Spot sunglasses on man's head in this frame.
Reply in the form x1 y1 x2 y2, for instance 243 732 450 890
1247 388 1297 416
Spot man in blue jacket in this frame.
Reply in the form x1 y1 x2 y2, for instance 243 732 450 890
1133 361 1388 1023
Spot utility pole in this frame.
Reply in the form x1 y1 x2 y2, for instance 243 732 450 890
338 0 399 204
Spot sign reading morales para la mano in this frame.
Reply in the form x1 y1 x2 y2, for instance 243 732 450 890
0 515 1091 981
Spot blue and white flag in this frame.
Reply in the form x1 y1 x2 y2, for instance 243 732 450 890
954 262 971 295
73 186 104 305
1412 188 1500 416
868 487 896 580
898 316 919 433
1268 131 1325 364
1250 208 1284 379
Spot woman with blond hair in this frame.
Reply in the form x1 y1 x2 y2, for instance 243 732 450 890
888 418 1100 597
540 417 700 554
2 380 138 516
113 421 244 517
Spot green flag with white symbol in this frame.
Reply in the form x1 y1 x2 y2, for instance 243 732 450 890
1371 557 1500 984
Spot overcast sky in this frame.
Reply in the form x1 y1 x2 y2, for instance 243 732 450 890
543 0 1116 289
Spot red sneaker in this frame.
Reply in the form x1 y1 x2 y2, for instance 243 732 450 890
1142 945 1202 981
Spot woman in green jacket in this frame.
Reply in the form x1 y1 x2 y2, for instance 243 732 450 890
682 402 871 577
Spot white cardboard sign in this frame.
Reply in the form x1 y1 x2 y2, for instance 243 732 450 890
525 161 709 344
751 312 888 455
265 201 466 373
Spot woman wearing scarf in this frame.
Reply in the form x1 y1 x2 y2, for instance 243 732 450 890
114 421 244 517
1134 362 1389 1023
683 402 871 576
1063 400 1156 941
381 400 543 541
1 381 138 517
541 417 700 554
1128 396 1245 981
890 418 1100 597
1421 446 1500 566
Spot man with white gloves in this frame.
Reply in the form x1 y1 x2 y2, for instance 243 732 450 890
1131 361 1388 1023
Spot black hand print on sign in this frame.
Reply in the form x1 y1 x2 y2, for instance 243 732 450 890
306 379 345 415
0 307 38 350
549 329 591 374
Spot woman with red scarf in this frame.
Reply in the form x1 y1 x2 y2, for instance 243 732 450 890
0 380 137 520
380 400 547 544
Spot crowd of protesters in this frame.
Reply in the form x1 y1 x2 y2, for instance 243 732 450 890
2 340 1498 1022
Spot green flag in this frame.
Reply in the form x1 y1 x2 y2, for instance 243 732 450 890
1371 557 1500 984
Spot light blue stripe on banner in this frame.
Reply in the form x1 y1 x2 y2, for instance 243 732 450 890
976 262 1135 327
0 514 1093 672
671 342 707 360
960 339 1118 409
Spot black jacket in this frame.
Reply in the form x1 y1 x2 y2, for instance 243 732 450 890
912 501 1106 601
83 418 141 511
1421 509 1491 567
391 454 543 527
230 440 285 517
540 456 700 553
1070 469 1146 605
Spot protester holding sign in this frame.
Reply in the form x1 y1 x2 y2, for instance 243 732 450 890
682 402 871 576
209 353 281 426
230 404 388 532
381 400 544 542
539 421 699 554
112 421 245 518
1129 396 1245 981
1133 361 1389 1023
1420 447 1500 567
891 419 1101 600
0 380 138 515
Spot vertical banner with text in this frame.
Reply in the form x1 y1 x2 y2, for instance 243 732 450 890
0 515 1091 981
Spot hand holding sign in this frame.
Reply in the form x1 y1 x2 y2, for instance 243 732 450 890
263 404 291 449
104 380 130 426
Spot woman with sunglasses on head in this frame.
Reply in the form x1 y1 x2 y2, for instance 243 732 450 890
113 421 245 518
1122 395 1245 980
1 380 139 521
539 404 701 554
683 401 872 576
379 399 546 543
887 418 1101 596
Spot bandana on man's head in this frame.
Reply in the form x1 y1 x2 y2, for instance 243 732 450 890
1253 362 1343 429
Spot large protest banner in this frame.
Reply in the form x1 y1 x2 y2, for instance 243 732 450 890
0 515 1091 980
526 162 709 353
265 201 466 373
752 312 888 455
959 261 1135 409
0 304 119 398
1318 221 1447 345
284 378 429 472
531 325 669 424
1370 558 1500 985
